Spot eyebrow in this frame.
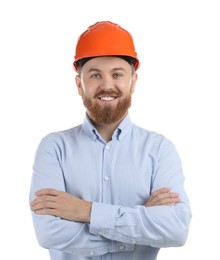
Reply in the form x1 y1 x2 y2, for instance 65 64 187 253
112 67 126 72
87 68 101 73
87 67 126 73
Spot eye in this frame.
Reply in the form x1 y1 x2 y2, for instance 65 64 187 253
113 73 123 78
90 73 101 79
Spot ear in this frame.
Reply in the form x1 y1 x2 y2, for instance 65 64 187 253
75 75 83 96
131 73 138 93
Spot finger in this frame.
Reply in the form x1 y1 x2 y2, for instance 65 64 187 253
154 192 179 204
146 192 170 205
30 195 57 207
35 188 60 197
146 189 167 204
155 196 180 206
165 202 175 206
145 198 178 207
31 200 56 211
35 208 58 216
147 188 170 203
145 192 179 207
168 193 180 199
151 188 171 196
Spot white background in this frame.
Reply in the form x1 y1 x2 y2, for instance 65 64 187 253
0 0 219 259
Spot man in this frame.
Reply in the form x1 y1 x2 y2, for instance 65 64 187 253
30 21 192 260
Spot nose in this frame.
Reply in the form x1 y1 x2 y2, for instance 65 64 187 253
99 75 114 91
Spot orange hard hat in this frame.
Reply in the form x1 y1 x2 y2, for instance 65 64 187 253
73 21 140 71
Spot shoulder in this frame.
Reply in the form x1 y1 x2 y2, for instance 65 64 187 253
131 123 166 142
131 123 178 153
37 125 82 149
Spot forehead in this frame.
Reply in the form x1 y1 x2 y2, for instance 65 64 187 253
82 56 131 73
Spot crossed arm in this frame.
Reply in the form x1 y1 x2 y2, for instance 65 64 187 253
30 187 180 223
30 136 191 252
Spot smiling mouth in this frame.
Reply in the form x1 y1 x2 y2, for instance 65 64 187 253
98 96 117 101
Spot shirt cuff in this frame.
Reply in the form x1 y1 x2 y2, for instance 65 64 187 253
89 202 119 236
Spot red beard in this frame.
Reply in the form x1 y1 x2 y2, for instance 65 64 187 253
82 89 132 125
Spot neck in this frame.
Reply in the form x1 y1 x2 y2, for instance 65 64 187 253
95 123 119 142
88 114 127 142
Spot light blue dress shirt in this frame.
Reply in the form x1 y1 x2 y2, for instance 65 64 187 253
30 114 192 260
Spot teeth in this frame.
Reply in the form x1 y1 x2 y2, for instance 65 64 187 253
100 97 115 101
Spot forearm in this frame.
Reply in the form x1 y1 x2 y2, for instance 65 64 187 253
31 211 112 256
30 189 109 255
29 138 109 255
90 200 191 248
31 186 186 249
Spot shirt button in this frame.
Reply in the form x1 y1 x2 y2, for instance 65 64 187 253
103 176 109 181
105 145 111 150
131 240 136 244
119 245 125 250
98 230 103 235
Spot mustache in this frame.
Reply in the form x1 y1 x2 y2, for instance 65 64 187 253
94 90 122 98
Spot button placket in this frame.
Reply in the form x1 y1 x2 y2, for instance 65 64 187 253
101 143 112 203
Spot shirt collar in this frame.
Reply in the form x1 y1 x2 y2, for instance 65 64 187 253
82 114 98 141
82 113 133 142
116 114 133 141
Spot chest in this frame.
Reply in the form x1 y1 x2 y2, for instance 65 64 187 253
61 140 155 206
